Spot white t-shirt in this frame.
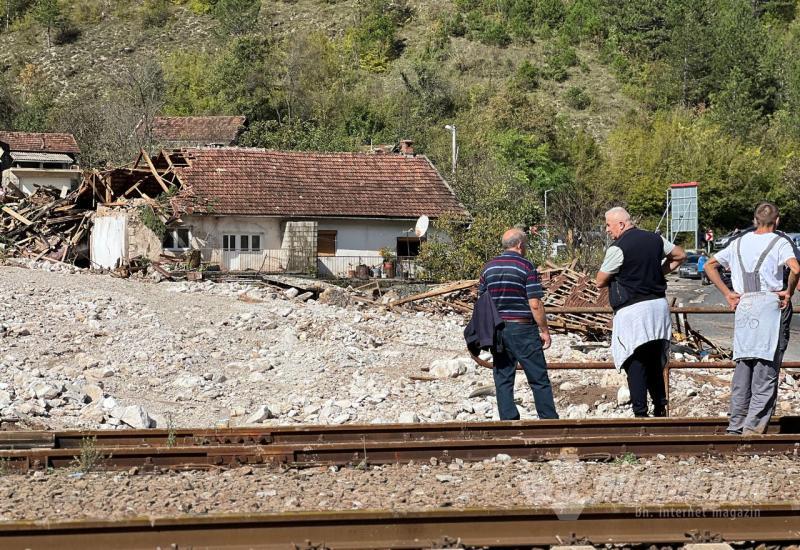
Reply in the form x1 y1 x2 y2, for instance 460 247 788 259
599 236 675 274
714 232 794 293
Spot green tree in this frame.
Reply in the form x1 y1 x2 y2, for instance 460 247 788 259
32 0 61 47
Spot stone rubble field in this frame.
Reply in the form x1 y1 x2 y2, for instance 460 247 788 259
0 454 797 521
0 262 798 431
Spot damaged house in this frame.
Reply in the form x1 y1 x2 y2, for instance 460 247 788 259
0 131 81 197
85 143 467 276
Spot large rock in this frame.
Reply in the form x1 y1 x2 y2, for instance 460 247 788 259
429 358 470 379
31 382 62 400
110 405 153 429
283 288 300 299
246 405 272 424
600 371 628 388
173 374 204 389
318 288 351 308
398 411 419 423
83 384 105 403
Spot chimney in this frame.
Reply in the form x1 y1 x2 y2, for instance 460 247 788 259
399 139 414 156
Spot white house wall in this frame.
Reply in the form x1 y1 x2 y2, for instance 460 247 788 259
179 215 430 274
2 168 80 197
185 215 283 250
315 218 417 255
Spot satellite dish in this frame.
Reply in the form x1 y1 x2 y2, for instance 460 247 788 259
414 215 429 238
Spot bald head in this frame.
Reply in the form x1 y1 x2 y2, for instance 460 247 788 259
605 207 633 239
502 228 527 251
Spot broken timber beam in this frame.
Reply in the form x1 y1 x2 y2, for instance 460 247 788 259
2 207 33 226
388 280 478 307
140 149 171 194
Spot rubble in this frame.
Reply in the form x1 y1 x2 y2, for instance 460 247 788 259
0 262 791 431
0 186 92 264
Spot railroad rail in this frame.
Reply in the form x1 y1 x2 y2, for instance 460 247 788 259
0 417 798 472
1 503 798 549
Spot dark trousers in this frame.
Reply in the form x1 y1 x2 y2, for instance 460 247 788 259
769 305 793 414
491 323 558 420
622 339 669 417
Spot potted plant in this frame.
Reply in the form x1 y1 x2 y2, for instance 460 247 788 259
379 247 396 278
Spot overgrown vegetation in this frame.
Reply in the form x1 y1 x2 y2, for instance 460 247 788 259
71 436 107 473
3 0 800 277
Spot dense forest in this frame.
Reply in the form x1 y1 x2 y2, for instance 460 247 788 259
1 0 799 274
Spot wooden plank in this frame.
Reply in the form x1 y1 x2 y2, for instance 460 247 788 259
388 280 478 307
2 207 33 226
140 149 170 194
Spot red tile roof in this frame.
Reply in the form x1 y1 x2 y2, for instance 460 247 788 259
0 131 80 154
152 116 246 146
171 148 467 219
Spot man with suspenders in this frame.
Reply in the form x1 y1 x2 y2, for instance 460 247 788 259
704 203 800 434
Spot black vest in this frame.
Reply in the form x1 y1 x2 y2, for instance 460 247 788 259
609 227 667 312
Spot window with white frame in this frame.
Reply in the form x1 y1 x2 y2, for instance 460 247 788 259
163 227 191 250
222 234 262 251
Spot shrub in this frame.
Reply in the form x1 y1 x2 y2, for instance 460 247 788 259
139 0 172 28
516 60 540 91
478 19 511 47
52 21 80 44
564 86 591 109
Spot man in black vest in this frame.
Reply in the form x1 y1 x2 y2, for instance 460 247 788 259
596 207 686 417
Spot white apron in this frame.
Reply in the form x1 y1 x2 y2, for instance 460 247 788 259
733 291 780 361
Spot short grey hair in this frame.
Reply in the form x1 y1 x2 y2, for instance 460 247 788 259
605 206 631 223
502 228 527 249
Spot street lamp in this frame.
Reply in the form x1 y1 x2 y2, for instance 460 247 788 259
444 124 458 174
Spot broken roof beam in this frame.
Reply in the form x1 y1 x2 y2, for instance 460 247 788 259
140 148 171 194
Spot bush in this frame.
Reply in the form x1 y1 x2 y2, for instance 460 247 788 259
516 60 540 91
478 19 511 47
52 21 81 45
139 0 172 28
564 86 591 109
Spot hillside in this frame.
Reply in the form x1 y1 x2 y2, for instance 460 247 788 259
0 1 635 138
2 0 800 276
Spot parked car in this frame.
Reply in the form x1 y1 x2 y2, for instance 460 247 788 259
713 230 740 250
784 232 800 249
678 254 701 279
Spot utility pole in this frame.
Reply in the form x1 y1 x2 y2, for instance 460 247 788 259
444 124 457 174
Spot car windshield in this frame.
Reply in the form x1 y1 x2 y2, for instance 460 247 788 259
685 255 699 264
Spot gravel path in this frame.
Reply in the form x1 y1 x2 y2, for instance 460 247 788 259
0 455 797 521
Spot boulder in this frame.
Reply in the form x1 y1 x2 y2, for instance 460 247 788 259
83 384 105 403
110 405 153 429
429 358 470 379
398 411 419 423
318 288 351 308
283 288 300 299
246 405 273 424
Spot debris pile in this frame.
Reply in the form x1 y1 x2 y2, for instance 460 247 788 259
538 263 611 336
385 265 612 338
0 186 92 264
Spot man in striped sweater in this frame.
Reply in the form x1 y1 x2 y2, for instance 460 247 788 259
478 228 558 420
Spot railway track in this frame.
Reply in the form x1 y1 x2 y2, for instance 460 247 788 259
0 417 799 471
1 503 798 549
